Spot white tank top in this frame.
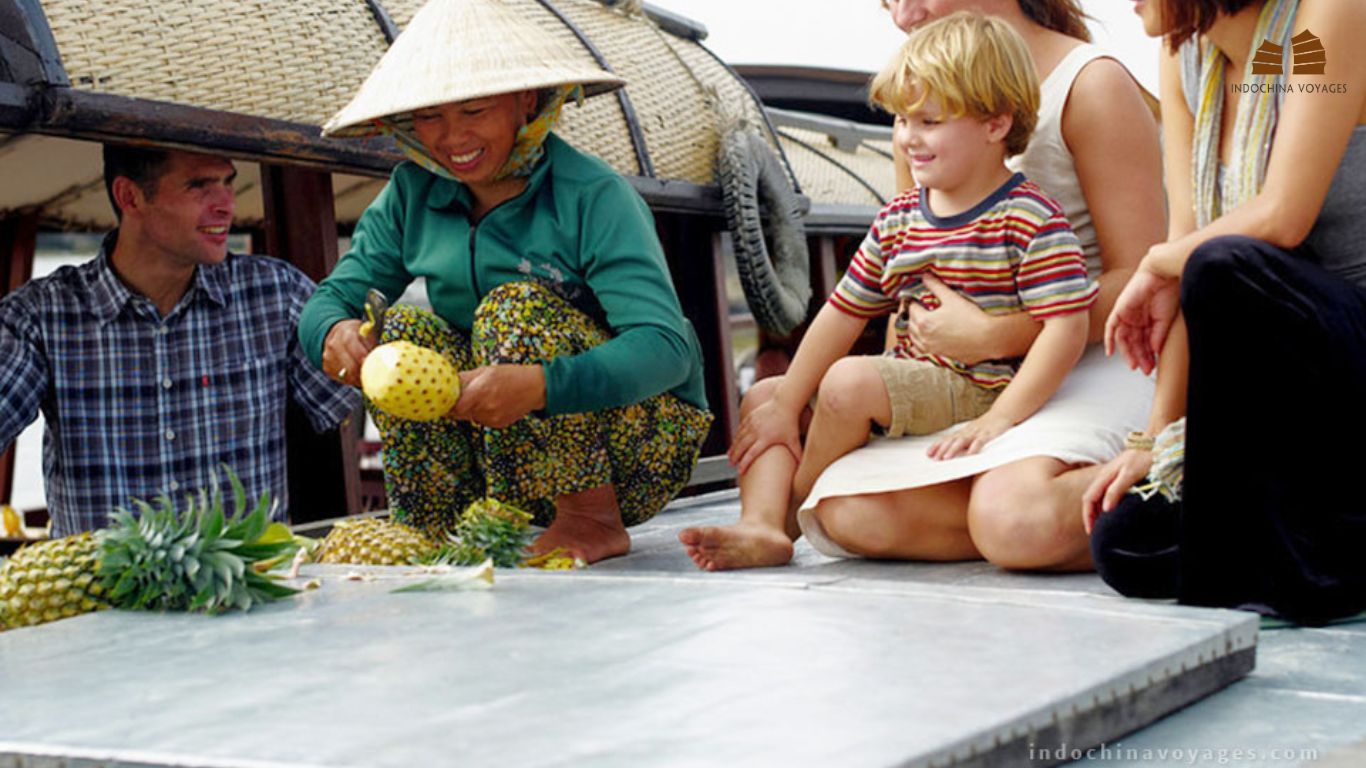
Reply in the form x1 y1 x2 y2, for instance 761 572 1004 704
1006 43 1109 278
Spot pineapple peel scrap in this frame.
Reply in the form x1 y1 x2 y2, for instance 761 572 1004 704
522 548 585 571
391 559 495 593
2 504 25 539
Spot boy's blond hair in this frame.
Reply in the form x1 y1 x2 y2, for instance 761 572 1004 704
870 11 1040 156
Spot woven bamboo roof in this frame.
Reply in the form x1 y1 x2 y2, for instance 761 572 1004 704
0 0 892 228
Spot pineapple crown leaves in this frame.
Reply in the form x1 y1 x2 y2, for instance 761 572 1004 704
96 466 300 615
429 498 534 568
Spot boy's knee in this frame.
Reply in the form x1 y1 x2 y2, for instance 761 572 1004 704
815 358 882 419
740 376 784 417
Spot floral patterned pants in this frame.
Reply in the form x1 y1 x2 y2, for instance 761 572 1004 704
372 282 712 539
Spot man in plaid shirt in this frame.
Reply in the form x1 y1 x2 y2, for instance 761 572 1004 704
0 145 360 536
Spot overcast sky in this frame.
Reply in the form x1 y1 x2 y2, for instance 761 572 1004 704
647 1 1161 94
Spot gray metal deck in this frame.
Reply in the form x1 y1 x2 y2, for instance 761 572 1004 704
1 492 1356 767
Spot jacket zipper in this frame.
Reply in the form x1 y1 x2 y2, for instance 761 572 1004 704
468 224 481 299
466 195 520 302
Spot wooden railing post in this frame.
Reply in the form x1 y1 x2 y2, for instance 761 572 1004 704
0 212 38 505
258 164 363 523
656 212 737 457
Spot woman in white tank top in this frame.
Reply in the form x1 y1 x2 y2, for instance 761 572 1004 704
679 0 1166 572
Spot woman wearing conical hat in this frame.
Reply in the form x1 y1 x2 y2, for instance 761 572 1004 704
299 0 710 563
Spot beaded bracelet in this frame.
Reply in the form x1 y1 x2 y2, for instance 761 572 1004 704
1124 431 1156 451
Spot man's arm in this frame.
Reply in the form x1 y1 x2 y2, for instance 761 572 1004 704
284 269 363 433
0 296 50 449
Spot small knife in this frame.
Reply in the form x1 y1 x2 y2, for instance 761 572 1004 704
359 288 389 344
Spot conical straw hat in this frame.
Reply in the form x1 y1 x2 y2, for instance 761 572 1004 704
324 0 625 137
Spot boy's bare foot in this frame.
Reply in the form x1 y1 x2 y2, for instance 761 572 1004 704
678 523 794 571
530 484 630 564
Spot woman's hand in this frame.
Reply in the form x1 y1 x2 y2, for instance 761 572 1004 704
1082 448 1153 534
322 319 375 388
727 399 803 475
1104 256 1181 375
449 364 546 429
927 413 1011 461
903 275 997 365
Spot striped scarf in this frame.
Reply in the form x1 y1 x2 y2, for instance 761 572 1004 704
1190 0 1298 227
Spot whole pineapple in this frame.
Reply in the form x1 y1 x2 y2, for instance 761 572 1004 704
0 469 299 630
317 517 440 565
0 532 106 629
361 340 461 421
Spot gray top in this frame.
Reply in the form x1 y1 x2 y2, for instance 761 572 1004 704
1181 40 1366 288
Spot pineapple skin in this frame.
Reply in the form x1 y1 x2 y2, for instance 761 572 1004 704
0 533 107 629
318 518 440 566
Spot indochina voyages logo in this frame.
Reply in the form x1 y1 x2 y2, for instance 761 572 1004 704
1237 29 1348 94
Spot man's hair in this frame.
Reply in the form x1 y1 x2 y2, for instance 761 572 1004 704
103 144 174 220
870 11 1040 157
1157 0 1260 51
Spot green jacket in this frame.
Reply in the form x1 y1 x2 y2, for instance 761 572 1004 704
299 134 707 415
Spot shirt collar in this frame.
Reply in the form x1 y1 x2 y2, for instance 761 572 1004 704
425 134 558 212
87 229 231 325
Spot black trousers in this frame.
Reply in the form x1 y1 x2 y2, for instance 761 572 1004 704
1091 236 1366 625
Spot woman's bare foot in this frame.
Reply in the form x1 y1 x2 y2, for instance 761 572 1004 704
530 484 630 564
678 523 794 571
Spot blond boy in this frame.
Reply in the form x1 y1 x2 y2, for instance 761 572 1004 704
681 11 1096 571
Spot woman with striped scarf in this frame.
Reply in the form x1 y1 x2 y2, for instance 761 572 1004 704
1085 0 1366 625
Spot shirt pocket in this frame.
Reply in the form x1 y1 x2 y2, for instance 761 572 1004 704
205 356 287 454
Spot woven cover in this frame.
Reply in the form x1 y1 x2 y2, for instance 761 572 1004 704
42 0 389 127
30 0 885 208
776 127 896 207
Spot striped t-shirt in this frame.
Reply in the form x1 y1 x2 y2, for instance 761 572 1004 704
829 173 1096 389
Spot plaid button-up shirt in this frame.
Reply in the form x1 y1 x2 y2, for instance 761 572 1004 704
0 233 361 536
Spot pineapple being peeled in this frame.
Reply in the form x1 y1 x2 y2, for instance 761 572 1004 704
361 340 460 421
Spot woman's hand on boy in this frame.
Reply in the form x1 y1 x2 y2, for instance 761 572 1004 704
1105 261 1180 375
926 414 1011 461
903 275 995 365
728 400 802 475
1082 448 1154 534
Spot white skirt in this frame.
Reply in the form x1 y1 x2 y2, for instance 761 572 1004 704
797 347 1155 557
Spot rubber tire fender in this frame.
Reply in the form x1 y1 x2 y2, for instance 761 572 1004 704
717 129 811 336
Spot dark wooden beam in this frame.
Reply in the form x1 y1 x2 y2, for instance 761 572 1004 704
258 164 364 523
36 89 403 175
657 212 737 457
0 211 37 504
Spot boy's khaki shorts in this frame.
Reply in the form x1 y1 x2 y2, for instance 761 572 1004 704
869 356 1000 437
